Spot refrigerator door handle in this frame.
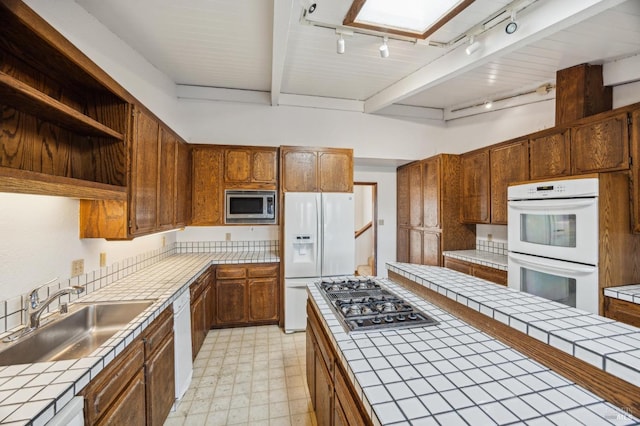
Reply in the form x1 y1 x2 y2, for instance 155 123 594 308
316 193 322 277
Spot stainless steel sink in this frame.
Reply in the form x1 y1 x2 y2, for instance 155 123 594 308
0 300 154 366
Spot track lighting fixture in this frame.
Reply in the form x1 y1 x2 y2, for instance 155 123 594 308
379 36 389 58
337 34 345 54
484 100 493 109
505 10 518 34
465 36 480 55
299 0 316 14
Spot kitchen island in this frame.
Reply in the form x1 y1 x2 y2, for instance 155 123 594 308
306 262 640 425
0 244 278 425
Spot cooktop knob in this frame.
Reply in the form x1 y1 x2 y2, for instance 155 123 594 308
384 315 393 323
371 316 381 324
397 314 406 321
356 319 364 325
408 313 418 320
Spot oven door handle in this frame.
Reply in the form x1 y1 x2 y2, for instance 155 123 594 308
508 198 595 211
508 253 596 275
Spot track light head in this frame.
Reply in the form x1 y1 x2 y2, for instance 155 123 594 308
484 100 493 109
299 0 316 13
379 36 389 58
465 36 480 55
505 10 518 34
337 35 345 54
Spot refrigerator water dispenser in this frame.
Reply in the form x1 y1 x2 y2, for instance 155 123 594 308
292 235 315 264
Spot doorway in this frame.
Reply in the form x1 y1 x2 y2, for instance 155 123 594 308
354 182 377 276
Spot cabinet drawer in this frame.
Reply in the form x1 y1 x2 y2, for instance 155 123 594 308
247 264 278 278
82 339 144 425
216 266 247 279
144 307 173 357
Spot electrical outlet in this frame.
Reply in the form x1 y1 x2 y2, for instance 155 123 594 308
99 252 107 268
378 219 384 226
487 233 493 242
225 233 231 241
161 236 166 247
71 259 84 277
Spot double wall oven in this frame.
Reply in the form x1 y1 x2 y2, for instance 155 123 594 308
507 178 599 314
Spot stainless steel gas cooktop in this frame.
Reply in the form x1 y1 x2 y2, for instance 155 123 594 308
317 278 438 333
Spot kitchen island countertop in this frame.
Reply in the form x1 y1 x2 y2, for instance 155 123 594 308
307 262 640 425
0 249 278 425
443 249 508 271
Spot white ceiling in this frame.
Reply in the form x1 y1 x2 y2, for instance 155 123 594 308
74 0 640 120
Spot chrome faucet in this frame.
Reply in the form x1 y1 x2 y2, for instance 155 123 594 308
27 285 85 329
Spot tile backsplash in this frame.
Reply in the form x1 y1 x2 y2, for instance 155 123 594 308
476 238 508 255
0 240 278 336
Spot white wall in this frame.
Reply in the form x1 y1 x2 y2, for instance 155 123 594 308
0 193 175 300
176 226 279 242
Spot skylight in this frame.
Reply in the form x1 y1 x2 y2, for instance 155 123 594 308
343 0 475 39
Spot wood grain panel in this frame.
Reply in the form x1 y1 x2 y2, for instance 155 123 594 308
251 149 276 183
396 165 410 227
571 113 629 174
158 128 176 230
224 148 251 183
408 229 423 265
440 155 476 251
460 150 490 224
191 146 223 225
281 148 318 192
396 226 409 263
408 162 422 228
529 129 571 179
130 108 159 235
604 297 640 328
215 279 247 324
318 150 352 192
490 140 529 224
422 157 440 229
175 141 191 227
632 107 640 233
389 271 640 418
555 64 612 126
421 231 441 266
248 278 278 322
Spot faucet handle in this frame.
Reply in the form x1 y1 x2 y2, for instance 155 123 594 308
28 277 59 309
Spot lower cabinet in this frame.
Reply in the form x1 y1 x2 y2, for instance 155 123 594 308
81 306 174 426
190 267 213 360
444 257 507 286
213 263 279 327
306 301 370 426
604 297 640 328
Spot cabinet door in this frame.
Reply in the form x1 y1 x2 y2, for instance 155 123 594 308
397 166 410 227
145 333 175 426
473 264 508 286
408 229 423 265
248 278 278 323
281 149 318 192
175 141 191 227
334 365 366 426
529 129 570 179
252 149 277 184
224 148 252 183
215 279 247 325
408 162 423 227
460 150 490 224
130 108 159 235
96 369 146 426
205 275 216 329
490 140 529 224
190 292 206 360
306 325 317 408
157 128 177 230
422 231 441 266
422 157 441 229
444 257 473 274
397 227 409 263
631 108 640 232
318 150 353 192
571 112 629 174
604 297 640 328
191 146 223 225
314 348 333 426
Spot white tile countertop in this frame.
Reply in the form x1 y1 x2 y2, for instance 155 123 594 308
0 249 279 426
307 263 640 425
605 284 640 305
443 250 508 271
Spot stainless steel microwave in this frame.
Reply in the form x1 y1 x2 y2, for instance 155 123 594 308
225 190 276 224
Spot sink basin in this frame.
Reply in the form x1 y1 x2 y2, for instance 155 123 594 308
0 300 154 366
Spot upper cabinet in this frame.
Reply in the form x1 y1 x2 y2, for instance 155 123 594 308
223 146 277 189
460 150 491 224
175 140 192 228
191 145 224 226
630 107 640 233
529 128 571 180
280 146 353 193
0 0 130 200
490 140 529 224
571 112 630 174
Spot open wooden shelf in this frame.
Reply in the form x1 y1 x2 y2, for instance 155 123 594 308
0 167 127 200
0 71 124 140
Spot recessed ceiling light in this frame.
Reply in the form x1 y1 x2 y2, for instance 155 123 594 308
344 0 476 39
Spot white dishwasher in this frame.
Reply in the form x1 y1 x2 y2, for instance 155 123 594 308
172 290 193 409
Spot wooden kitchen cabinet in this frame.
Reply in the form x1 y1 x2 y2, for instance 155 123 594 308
213 263 279 327
490 140 529 224
157 128 177 231
81 339 146 426
571 112 629 174
143 307 175 426
604 297 640 328
529 128 571 180
396 155 474 266
461 149 491 224
280 146 353 192
191 145 224 226
190 269 212 359
175 140 192 227
444 256 508 286
306 301 370 426
0 0 129 200
224 146 277 188
631 107 640 232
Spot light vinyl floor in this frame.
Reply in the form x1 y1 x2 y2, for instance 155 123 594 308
165 325 317 426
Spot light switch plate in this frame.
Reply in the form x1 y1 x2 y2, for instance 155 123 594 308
71 259 84 277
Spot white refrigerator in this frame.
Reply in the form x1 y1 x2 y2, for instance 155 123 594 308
284 192 355 332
